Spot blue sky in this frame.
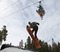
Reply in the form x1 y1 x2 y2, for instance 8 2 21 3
0 0 60 46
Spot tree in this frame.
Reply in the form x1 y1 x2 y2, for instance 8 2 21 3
0 31 2 45
19 40 23 48
44 42 49 52
0 25 8 45
48 45 52 52
57 42 60 52
24 42 27 49
52 40 58 52
2 25 8 41
27 36 31 50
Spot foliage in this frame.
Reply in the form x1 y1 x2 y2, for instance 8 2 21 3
25 36 60 52
0 31 2 41
0 25 8 45
26 36 32 50
19 40 23 48
2 25 8 41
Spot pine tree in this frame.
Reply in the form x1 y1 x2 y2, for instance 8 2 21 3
48 45 52 52
24 43 27 49
0 31 2 45
2 25 8 41
57 42 60 52
27 36 31 50
52 38 58 52
19 40 23 48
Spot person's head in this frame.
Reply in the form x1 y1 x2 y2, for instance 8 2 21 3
39 1 41 3
28 22 31 25
3 25 6 29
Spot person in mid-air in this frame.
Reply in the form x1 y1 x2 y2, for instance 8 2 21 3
37 1 45 18
28 22 39 40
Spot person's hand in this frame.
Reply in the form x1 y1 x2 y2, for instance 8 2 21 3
38 23 39 25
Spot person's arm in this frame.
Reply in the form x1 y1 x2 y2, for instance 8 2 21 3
33 22 39 25
36 22 39 25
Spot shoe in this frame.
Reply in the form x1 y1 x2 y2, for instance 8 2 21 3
35 37 38 41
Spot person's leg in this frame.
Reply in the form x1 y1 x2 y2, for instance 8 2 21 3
35 31 37 39
35 26 38 39
39 9 41 13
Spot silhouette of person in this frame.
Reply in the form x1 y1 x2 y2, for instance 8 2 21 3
28 22 39 39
